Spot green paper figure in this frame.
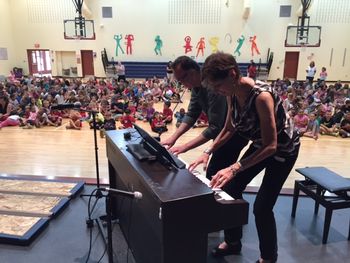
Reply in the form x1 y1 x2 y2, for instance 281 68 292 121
154 35 163 55
234 35 245 56
113 34 125 56
209 37 220 53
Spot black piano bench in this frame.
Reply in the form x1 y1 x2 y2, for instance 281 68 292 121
291 167 350 244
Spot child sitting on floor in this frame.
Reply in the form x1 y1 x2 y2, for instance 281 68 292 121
174 108 186 128
119 109 135 129
194 111 209 128
100 111 116 138
151 111 168 135
162 100 173 124
303 112 320 140
66 110 82 130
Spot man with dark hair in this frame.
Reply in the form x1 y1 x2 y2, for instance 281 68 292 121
162 55 248 189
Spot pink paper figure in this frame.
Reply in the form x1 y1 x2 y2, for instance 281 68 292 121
196 37 205 57
183 36 192 54
125 34 135 55
249 35 260 56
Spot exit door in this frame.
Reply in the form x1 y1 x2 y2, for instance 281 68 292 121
283 52 299 80
81 50 94 76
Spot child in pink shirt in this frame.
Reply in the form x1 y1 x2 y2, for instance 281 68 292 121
293 109 309 135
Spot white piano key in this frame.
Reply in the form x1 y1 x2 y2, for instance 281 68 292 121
191 169 235 201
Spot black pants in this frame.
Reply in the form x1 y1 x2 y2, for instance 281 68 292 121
206 133 249 179
223 144 300 261
306 76 314 84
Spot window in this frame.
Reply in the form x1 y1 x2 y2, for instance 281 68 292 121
102 7 113 18
280 5 292 17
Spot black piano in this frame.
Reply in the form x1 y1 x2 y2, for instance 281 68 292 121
106 129 249 263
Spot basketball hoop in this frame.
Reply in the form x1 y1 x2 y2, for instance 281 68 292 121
300 42 307 52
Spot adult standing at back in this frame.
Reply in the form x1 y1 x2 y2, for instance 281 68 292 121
166 61 174 82
306 61 316 85
161 56 248 180
116 61 126 82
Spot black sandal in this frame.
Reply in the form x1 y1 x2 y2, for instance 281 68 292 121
211 241 242 257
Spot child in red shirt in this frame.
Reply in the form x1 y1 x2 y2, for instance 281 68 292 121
120 109 135 129
151 111 168 134
162 100 173 124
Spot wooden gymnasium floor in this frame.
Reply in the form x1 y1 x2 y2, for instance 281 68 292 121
0 90 349 189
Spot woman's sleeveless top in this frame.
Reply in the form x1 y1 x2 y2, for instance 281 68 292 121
231 81 300 157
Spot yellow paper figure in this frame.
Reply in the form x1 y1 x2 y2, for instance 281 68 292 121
209 37 220 53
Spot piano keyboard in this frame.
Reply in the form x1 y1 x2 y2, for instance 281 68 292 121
191 170 235 202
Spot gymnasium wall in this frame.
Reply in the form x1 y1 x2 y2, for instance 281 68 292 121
0 0 15 76
0 0 349 81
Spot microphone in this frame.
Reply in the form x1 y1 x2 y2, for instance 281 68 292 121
101 187 143 199
51 102 81 110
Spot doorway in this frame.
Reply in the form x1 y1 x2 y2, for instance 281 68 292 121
283 52 299 80
81 50 94 77
27 49 51 75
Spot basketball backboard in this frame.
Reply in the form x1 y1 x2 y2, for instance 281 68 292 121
63 18 95 40
285 25 321 47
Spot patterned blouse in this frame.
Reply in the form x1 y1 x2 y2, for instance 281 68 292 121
231 81 300 157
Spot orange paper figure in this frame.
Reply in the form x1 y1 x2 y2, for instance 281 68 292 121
183 36 192 54
249 35 260 56
125 34 134 55
196 37 205 57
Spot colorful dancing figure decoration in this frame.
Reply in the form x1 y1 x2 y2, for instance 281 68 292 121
154 35 163 55
234 35 245 56
196 37 205 57
125 34 134 55
113 34 125 56
183 36 193 54
249 35 261 56
209 37 220 53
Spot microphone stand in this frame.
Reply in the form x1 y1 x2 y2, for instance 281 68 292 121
79 110 105 224
78 109 120 263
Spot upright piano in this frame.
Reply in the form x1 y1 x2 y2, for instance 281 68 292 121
106 129 249 263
